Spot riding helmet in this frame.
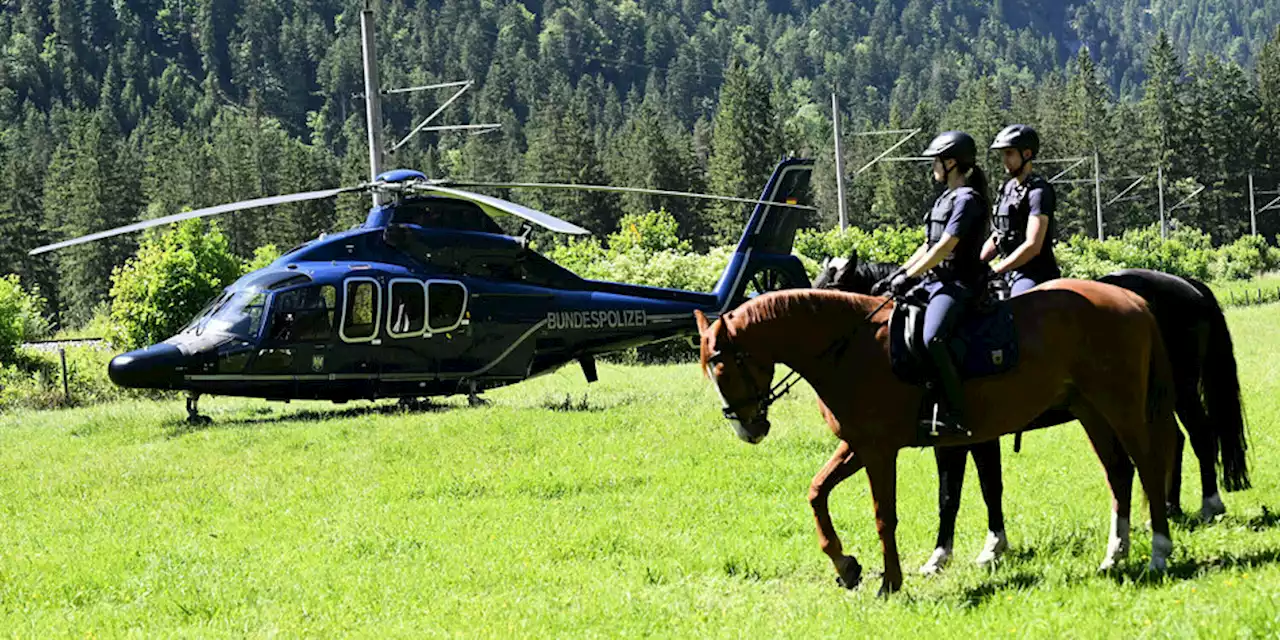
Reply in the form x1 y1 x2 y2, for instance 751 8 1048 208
922 131 978 168
990 124 1040 159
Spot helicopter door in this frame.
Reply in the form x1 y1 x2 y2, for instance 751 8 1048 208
338 277 383 392
422 280 478 374
426 280 468 334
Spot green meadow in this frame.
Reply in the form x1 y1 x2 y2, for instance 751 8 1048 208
2 304 1279 637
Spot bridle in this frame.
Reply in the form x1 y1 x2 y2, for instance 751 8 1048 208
707 295 895 422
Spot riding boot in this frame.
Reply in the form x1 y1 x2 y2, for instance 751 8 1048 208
926 338 970 437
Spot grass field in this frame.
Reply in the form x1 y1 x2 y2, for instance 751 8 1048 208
2 305 1279 637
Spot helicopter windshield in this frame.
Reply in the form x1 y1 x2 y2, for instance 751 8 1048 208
190 290 267 339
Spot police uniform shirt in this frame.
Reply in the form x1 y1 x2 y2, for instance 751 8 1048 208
995 174 1058 279
926 186 989 284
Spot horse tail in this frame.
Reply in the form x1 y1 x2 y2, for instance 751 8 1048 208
1194 282 1251 491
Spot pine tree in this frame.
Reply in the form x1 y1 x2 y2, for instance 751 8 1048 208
521 85 615 235
1140 32 1186 177
707 60 781 245
42 109 143 326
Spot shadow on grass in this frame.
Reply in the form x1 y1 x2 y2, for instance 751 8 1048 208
959 571 1042 607
163 400 454 437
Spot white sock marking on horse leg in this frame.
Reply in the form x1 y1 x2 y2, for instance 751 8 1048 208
974 530 1008 567
1200 493 1225 521
1149 533 1172 572
1100 513 1130 570
919 546 952 575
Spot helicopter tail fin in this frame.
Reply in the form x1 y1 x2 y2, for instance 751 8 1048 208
710 158 814 313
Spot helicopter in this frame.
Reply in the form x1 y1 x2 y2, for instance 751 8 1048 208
30 159 815 422
26 0 816 423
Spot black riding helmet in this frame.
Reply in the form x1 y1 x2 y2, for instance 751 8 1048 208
990 124 1040 159
922 131 978 169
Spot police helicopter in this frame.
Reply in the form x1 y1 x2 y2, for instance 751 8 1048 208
27 2 816 423
32 159 813 423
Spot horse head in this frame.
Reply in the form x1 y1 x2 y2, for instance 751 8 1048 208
695 309 777 444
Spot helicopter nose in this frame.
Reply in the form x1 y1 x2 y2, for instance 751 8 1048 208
108 344 186 389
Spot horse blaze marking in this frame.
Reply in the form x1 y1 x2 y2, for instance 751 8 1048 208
546 310 647 330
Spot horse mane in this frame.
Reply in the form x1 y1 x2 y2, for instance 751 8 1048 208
731 288 883 335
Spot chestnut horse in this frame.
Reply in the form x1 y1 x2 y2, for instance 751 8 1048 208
695 281 1179 595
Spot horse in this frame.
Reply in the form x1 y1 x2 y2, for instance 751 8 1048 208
694 282 1180 595
812 256 1249 572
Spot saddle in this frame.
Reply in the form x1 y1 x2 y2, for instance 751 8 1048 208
888 285 1020 386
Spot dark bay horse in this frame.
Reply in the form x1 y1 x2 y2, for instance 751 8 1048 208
814 258 1249 572
695 283 1179 595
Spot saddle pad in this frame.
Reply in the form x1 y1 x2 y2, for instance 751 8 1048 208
889 299 1020 384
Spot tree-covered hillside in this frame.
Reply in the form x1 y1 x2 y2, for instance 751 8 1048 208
1 0 1278 326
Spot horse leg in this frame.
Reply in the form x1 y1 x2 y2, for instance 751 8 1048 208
865 450 903 596
1074 406 1135 570
920 445 966 575
1090 401 1177 573
970 439 1008 566
808 441 865 588
1176 389 1225 521
1169 428 1186 517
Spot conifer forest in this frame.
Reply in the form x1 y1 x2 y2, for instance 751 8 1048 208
1 0 1279 327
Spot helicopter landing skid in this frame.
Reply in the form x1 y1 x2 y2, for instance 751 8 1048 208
466 381 488 407
185 393 211 425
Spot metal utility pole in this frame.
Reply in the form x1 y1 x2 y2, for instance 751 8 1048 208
831 94 848 231
1157 164 1166 238
1249 173 1257 236
1094 152 1104 240
360 0 386 206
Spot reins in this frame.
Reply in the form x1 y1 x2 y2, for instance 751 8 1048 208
711 294 895 417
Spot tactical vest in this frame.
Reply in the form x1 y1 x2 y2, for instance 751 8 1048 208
927 186 976 245
994 175 1054 256
925 186 984 282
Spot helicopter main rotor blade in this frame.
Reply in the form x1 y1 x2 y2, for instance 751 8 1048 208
451 181 818 211
409 184 592 235
29 187 363 256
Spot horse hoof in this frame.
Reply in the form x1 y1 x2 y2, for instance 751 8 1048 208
876 579 901 598
1200 494 1226 522
1147 556 1168 573
834 556 862 589
974 531 1008 567
919 546 952 575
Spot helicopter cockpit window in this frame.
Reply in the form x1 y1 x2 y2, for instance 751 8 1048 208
203 291 267 340
392 199 505 235
387 279 427 338
427 281 467 333
269 285 337 342
340 278 381 343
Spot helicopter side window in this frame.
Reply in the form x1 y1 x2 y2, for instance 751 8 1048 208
340 278 382 343
387 279 427 338
426 280 468 333
269 285 337 342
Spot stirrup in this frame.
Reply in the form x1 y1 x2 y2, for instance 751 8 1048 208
925 402 970 437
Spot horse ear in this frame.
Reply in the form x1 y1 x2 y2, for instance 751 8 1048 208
693 309 709 334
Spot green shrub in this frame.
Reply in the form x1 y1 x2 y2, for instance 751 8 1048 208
108 220 242 350
794 226 924 267
243 243 283 273
0 346 163 411
0 275 49 359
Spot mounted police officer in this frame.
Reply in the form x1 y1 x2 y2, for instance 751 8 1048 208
983 125 1059 295
886 131 991 436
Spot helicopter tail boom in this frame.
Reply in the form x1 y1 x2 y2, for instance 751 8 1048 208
710 159 814 313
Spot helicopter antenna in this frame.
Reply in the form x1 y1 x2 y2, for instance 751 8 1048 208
359 0 387 206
